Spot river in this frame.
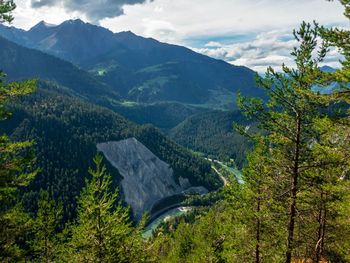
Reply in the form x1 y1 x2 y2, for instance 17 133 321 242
143 160 243 238
143 207 192 238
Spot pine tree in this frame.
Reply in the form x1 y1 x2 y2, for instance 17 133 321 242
321 0 350 93
30 190 63 262
0 0 16 23
67 154 145 263
240 140 285 262
0 1 37 260
293 115 350 261
237 21 350 262
0 0 36 206
311 1 350 260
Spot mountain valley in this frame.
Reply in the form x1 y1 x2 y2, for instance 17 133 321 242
1 1 350 261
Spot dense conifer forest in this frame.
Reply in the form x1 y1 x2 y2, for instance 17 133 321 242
3 83 220 222
169 110 254 167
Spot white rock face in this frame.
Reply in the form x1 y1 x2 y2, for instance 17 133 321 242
97 138 207 220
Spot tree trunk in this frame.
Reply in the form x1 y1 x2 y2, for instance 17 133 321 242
285 116 301 263
315 193 327 263
255 196 261 263
97 176 103 263
320 209 326 257
45 235 48 263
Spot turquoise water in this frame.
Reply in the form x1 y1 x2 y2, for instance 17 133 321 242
217 161 244 184
227 166 244 184
143 207 191 238
142 161 243 239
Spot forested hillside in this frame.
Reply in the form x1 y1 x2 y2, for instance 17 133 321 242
111 101 206 131
169 110 254 167
3 81 221 222
0 36 119 101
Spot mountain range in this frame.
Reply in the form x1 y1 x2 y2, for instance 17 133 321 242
0 19 261 110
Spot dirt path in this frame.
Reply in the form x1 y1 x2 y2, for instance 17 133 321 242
211 165 229 186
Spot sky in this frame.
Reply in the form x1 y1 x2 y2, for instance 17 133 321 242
9 0 349 72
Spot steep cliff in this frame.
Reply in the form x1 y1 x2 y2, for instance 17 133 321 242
97 138 208 220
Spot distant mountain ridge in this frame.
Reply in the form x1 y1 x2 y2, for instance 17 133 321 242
0 35 119 102
0 19 262 107
0 19 119 65
320 65 336 73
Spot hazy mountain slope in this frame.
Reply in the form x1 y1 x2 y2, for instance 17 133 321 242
0 35 203 130
320 65 336 73
84 31 262 105
0 20 262 107
0 20 120 65
0 36 119 101
27 20 124 66
0 23 26 44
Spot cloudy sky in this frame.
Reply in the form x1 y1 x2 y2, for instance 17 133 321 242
10 0 349 72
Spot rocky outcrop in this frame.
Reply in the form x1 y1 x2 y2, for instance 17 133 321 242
97 138 207 220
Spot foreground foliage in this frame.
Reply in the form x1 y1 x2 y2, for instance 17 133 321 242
0 1 37 260
64 155 146 263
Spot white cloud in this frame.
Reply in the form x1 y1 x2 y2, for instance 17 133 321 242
100 0 347 42
205 41 223 48
8 0 349 71
101 0 348 70
142 19 176 42
12 0 84 27
192 30 343 72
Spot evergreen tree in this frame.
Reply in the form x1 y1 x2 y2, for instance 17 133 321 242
0 0 15 23
0 1 37 261
238 141 286 262
321 0 350 94
29 190 63 262
298 116 350 262
67 154 145 263
312 1 350 260
237 20 350 262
